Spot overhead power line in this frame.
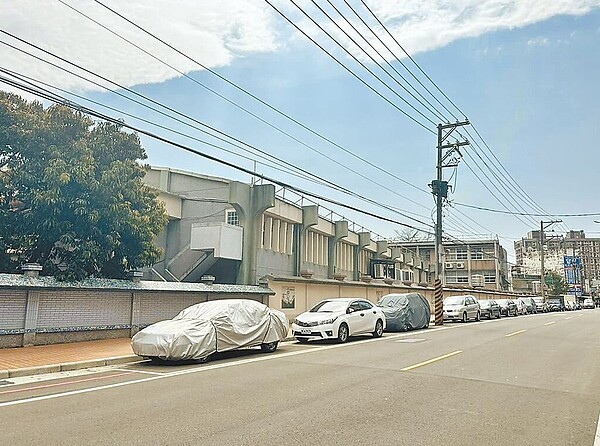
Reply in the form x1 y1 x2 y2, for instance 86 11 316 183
454 203 600 218
0 73 437 236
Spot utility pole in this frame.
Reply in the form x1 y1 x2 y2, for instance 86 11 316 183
432 120 469 325
539 219 562 300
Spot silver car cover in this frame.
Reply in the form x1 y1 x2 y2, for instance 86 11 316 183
132 299 288 360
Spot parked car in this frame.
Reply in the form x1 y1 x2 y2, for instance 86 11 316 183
131 299 289 362
497 299 518 317
478 299 501 319
515 299 528 315
519 297 537 314
583 298 595 309
547 297 565 311
377 292 431 331
292 298 386 343
443 295 480 322
532 297 548 313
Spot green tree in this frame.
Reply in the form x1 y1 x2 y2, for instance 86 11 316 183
545 270 569 296
0 92 168 280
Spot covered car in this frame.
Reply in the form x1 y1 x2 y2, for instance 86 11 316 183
377 293 431 331
131 299 288 362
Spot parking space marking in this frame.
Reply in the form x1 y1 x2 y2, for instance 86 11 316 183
0 372 132 396
111 368 165 376
505 329 527 337
544 321 556 326
400 350 462 371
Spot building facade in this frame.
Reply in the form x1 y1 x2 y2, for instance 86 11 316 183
513 230 600 295
143 167 432 286
390 238 509 291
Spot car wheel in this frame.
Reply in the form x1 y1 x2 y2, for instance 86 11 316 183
475 311 480 322
462 312 468 323
260 341 279 353
337 323 349 343
373 319 384 338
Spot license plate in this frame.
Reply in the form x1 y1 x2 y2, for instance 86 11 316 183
300 328 311 334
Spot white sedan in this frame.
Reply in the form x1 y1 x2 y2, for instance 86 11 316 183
291 298 386 343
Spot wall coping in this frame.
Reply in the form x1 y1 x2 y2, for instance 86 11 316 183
0 273 274 295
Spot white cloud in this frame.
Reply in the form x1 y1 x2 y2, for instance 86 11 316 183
0 0 599 94
0 0 279 93
527 36 549 46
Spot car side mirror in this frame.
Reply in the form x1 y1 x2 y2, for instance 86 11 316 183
347 308 354 314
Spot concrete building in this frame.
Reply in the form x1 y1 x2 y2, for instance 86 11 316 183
390 237 510 291
514 230 600 294
143 167 432 286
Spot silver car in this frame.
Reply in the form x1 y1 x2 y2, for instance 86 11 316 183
443 295 480 322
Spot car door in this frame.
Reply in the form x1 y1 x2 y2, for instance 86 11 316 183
358 300 378 333
465 296 477 319
345 300 364 335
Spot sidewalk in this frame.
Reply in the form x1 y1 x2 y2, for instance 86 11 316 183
0 338 139 379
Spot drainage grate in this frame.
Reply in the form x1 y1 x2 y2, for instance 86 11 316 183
395 338 427 343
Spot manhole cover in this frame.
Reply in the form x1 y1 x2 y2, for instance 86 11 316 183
396 338 427 343
0 380 14 386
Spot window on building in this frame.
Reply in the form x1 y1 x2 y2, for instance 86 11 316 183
226 209 239 226
261 216 295 255
471 248 484 260
446 271 468 283
484 274 496 283
336 241 354 272
456 248 468 260
303 230 328 266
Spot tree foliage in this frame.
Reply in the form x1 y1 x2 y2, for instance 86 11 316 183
545 270 569 296
0 92 168 280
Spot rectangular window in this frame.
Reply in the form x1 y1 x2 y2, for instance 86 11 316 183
226 209 239 226
484 274 496 283
456 249 468 260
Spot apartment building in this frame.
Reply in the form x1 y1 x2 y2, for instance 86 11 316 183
514 230 600 294
390 238 509 291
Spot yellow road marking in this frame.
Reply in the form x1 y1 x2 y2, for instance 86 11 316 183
544 321 556 326
505 329 527 337
401 350 462 371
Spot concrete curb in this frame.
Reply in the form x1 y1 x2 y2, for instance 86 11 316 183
1 354 142 378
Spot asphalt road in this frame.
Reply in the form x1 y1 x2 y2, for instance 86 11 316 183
1 310 599 446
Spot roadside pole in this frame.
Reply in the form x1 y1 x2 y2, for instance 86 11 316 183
432 121 469 325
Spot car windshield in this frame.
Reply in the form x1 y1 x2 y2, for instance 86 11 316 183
309 300 348 313
479 300 490 307
444 296 464 305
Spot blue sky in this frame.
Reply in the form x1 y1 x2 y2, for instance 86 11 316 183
2 1 600 263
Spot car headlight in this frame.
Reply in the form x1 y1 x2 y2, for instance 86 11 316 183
293 318 300 325
319 316 338 325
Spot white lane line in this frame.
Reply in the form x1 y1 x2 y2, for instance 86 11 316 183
594 410 600 446
400 350 462 372
565 317 572 320
544 321 556 326
0 327 457 408
505 329 527 337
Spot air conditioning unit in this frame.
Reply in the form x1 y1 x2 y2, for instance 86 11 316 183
472 274 484 287
445 262 454 269
456 262 465 269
